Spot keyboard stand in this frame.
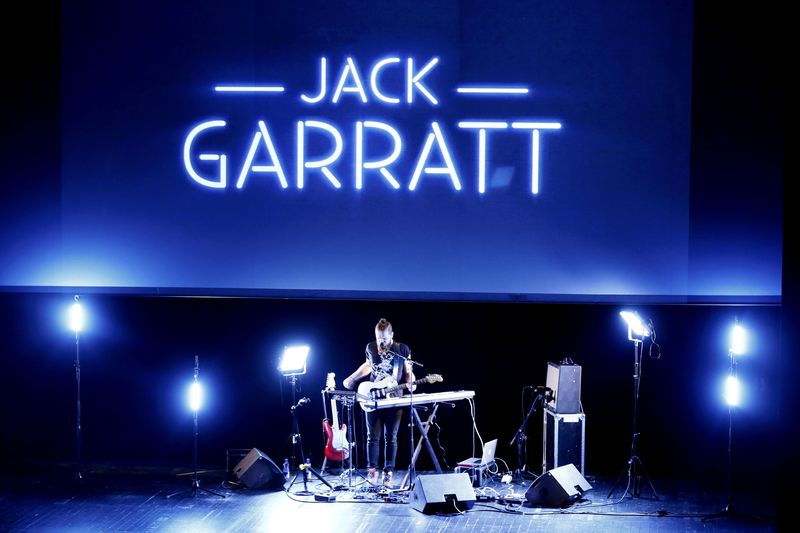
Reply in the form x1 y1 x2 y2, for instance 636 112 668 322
399 404 444 490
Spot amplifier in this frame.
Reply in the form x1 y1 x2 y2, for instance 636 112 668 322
545 361 582 413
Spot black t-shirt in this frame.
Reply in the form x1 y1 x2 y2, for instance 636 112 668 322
365 341 412 385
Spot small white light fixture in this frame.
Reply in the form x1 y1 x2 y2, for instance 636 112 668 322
279 345 310 376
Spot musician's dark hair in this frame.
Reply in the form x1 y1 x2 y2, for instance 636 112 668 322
375 318 392 334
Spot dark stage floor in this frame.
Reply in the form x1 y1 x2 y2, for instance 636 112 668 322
0 461 777 532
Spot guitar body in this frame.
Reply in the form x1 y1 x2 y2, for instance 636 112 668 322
358 376 402 401
358 374 444 412
323 419 349 461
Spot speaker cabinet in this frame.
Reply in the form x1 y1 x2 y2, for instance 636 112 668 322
525 464 592 507
410 473 476 514
232 448 284 490
545 361 582 413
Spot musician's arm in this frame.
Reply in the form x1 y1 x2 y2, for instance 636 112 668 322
343 362 371 390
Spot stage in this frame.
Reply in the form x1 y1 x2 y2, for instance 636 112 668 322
0 461 776 532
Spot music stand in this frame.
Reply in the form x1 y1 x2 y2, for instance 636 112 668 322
608 312 659 500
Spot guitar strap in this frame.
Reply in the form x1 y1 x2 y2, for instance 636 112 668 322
391 349 403 383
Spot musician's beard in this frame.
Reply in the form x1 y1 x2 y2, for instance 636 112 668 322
378 341 393 355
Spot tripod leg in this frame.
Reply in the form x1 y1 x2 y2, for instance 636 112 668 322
632 456 659 500
307 466 334 490
607 459 632 499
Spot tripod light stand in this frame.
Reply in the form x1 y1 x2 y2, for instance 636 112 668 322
68 296 85 480
167 356 225 499
608 311 659 500
702 321 761 522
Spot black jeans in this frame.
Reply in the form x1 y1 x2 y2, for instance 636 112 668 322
365 408 403 471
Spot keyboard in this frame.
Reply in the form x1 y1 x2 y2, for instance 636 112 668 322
362 390 475 412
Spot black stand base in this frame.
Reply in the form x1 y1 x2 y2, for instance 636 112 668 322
167 478 226 499
287 464 334 496
607 455 658 500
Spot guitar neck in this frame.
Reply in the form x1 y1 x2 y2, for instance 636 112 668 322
383 376 429 395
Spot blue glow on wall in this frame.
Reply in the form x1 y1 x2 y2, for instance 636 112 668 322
4 0 778 301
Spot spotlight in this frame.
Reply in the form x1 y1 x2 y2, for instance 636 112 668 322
279 345 310 376
619 311 650 340
189 381 203 412
69 296 85 333
729 324 746 356
724 375 741 407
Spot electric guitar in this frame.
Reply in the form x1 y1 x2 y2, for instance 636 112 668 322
322 372 350 462
358 374 444 412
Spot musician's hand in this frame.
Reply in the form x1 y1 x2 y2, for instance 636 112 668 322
343 377 353 390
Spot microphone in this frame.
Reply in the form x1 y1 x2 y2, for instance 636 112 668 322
528 385 553 399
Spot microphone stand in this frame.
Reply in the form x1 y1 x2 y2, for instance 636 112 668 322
387 348 423 489
510 388 549 479
286 395 333 495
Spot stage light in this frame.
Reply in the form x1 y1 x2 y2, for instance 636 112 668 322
619 310 650 339
730 324 746 355
724 375 741 407
609 309 659 499
189 381 203 411
279 345 310 376
68 296 85 333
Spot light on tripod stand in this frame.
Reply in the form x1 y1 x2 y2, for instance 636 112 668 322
607 309 659 500
279 345 310 376
189 381 203 412
701 319 761 522
67 295 85 480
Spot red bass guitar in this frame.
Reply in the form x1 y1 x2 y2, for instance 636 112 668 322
322 372 350 461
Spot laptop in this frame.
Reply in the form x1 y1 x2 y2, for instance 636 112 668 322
457 439 497 468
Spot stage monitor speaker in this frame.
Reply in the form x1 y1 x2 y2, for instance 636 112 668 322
546 361 582 413
410 473 476 514
233 448 284 490
525 463 592 507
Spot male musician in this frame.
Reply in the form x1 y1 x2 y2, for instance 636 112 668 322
343 318 414 488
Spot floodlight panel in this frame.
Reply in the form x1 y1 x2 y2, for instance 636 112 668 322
730 324 746 355
69 302 85 333
620 311 650 337
280 345 310 374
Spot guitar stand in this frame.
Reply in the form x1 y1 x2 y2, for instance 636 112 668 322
321 390 359 490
